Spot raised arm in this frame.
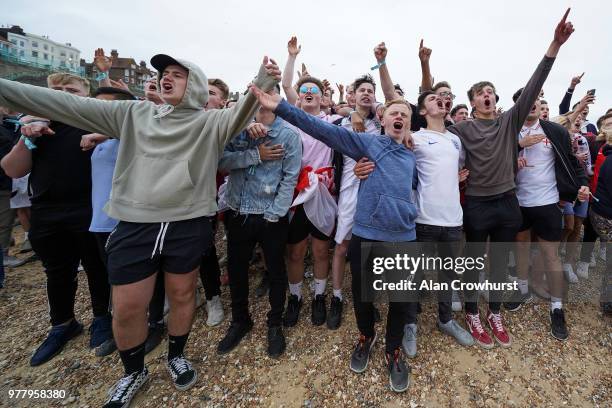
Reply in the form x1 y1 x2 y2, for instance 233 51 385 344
281 36 301 106
0 79 130 138
374 42 402 102
264 128 302 222
418 39 433 92
509 8 575 127
94 48 113 88
211 57 281 146
559 73 583 114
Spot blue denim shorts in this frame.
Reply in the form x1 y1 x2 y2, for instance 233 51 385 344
562 200 588 218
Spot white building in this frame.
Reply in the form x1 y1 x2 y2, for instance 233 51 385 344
1 26 81 72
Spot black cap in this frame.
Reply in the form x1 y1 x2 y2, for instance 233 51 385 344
150 54 186 74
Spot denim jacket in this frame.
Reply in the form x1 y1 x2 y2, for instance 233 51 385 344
219 116 302 222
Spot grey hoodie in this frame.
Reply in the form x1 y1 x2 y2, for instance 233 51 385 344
0 59 277 222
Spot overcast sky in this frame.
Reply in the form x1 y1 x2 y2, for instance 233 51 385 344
6 0 612 121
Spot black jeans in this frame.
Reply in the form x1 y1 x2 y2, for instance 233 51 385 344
200 216 221 300
226 211 289 327
30 205 110 326
463 192 522 314
348 234 409 353
407 224 463 324
579 214 599 263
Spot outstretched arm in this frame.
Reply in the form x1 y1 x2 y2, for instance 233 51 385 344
418 39 433 92
282 36 301 106
211 57 281 145
559 73 583 114
250 86 372 160
0 79 130 138
374 42 402 102
510 8 575 127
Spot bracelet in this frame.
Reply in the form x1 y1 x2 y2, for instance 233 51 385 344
370 60 386 70
95 72 109 81
20 135 37 150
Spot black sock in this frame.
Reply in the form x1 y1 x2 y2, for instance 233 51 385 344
119 342 145 375
168 333 189 360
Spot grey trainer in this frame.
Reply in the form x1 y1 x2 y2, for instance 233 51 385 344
438 319 475 346
402 323 417 358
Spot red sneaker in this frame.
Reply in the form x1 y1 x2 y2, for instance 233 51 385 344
465 313 494 349
487 310 512 347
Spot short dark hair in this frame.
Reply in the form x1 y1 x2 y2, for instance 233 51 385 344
541 99 548 105
432 81 451 92
417 91 436 112
512 88 524 103
208 78 229 100
468 81 496 102
394 83 404 96
94 87 136 100
352 74 376 92
597 113 612 130
450 104 468 117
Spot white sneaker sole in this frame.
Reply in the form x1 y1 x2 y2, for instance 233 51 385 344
389 375 410 393
171 369 198 391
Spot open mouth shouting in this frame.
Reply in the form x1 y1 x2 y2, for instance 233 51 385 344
437 100 444 109
304 94 314 103
444 101 451 111
392 120 404 130
484 99 492 108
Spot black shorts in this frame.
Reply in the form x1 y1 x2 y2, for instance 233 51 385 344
106 216 213 285
519 204 563 241
287 205 331 244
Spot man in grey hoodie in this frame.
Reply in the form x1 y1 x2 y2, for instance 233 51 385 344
0 54 280 407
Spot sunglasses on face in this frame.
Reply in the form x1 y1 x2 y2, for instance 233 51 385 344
299 85 320 94
438 91 455 100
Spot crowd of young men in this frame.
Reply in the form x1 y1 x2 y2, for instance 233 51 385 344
0 7 611 406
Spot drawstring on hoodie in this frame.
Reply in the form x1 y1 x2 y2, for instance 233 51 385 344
151 222 170 259
153 104 175 119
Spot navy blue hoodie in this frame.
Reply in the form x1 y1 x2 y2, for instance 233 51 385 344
275 100 417 242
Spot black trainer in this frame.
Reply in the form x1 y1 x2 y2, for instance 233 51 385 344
550 308 569 341
103 367 149 408
267 326 286 358
504 291 533 312
311 294 326 326
166 355 198 390
144 322 164 355
385 348 410 392
283 295 302 327
217 319 253 354
349 333 377 373
255 273 270 298
30 319 83 366
326 296 343 330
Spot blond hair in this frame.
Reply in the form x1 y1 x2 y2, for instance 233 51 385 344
47 73 90 93
383 98 412 113
208 78 229 100
551 114 571 131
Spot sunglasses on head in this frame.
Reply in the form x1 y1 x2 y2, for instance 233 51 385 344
299 85 320 94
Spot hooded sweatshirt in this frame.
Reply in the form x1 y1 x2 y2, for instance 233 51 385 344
0 61 277 223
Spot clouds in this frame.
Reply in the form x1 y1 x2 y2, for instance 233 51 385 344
6 0 611 120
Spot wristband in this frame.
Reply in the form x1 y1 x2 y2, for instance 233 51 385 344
20 135 37 150
95 72 109 81
370 60 386 70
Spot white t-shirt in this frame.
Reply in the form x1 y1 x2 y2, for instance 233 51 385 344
412 129 465 227
516 120 559 207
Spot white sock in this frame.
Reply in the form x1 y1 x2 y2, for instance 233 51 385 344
508 251 515 267
289 282 302 300
25 231 29 240
333 288 342 301
314 278 327 296
517 279 529 295
551 297 562 312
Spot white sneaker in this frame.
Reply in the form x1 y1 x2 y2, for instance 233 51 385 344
590 253 597 267
451 290 463 312
575 261 589 279
206 295 224 327
563 263 578 283
599 246 607 262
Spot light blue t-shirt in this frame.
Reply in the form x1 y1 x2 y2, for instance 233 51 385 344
89 139 119 232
